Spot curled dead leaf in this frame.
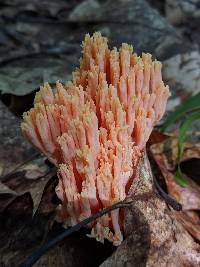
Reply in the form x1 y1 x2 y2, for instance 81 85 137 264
0 154 56 214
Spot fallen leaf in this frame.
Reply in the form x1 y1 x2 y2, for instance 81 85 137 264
0 182 17 195
0 56 76 96
147 129 170 147
1 154 57 214
0 181 17 212
175 211 200 241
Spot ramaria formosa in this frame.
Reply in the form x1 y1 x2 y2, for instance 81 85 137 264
21 32 170 246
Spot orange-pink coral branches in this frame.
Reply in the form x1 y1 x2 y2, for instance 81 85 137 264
21 32 170 245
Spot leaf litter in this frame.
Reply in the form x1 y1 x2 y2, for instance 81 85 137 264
150 133 200 241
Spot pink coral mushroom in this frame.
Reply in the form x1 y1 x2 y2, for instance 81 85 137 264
21 32 170 245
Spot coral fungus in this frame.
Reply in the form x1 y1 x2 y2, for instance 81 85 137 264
21 32 170 245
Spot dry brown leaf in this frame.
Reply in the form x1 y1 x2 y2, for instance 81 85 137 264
1 155 56 214
175 211 200 241
147 129 170 147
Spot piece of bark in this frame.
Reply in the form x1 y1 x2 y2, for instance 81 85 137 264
100 152 200 267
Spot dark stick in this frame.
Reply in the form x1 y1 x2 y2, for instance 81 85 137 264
17 199 132 267
153 175 182 211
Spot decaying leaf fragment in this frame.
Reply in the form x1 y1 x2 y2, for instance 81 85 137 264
21 32 170 245
0 154 56 214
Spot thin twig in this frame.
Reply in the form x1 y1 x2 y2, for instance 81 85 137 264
153 175 182 211
17 199 133 267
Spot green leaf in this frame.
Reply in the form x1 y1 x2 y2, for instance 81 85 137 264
174 166 188 187
160 92 200 132
173 111 200 187
177 111 200 161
